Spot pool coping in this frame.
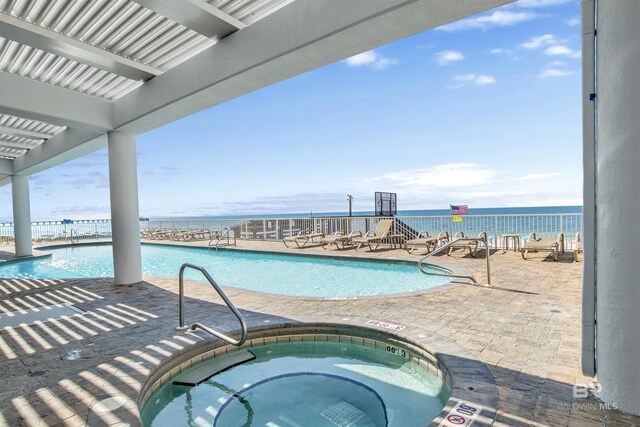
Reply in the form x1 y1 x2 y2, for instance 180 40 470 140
138 318 498 427
33 241 477 301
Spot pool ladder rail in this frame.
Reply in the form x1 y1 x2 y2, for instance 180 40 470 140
418 238 492 287
208 227 237 250
177 263 248 346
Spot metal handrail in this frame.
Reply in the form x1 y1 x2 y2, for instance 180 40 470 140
418 238 492 287
69 229 79 244
208 227 236 250
178 263 248 346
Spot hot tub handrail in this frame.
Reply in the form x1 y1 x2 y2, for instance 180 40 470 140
418 238 491 287
178 263 248 346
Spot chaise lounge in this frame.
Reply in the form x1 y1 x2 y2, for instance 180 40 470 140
282 230 324 248
447 231 488 257
405 231 449 254
351 219 394 252
521 232 564 261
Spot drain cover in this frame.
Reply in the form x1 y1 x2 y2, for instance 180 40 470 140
320 401 365 426
0 304 84 328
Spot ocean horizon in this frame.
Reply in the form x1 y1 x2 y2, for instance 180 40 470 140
148 205 582 221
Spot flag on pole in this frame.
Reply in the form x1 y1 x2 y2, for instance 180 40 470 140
450 204 468 215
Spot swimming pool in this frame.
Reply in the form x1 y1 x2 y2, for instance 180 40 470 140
0 244 452 297
141 339 450 426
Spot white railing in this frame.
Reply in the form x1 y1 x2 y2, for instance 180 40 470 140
0 214 582 249
0 220 112 247
141 213 583 250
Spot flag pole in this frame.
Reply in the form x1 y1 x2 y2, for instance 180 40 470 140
449 204 453 241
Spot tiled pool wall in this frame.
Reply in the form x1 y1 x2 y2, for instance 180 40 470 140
138 321 499 427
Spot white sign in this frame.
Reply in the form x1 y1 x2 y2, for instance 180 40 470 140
438 401 482 427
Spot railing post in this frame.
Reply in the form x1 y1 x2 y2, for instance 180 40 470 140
494 216 499 250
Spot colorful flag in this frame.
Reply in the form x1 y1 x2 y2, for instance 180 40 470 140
450 205 469 215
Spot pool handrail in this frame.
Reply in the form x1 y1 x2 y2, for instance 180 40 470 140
69 229 79 244
208 227 236 250
178 263 248 346
418 238 492 287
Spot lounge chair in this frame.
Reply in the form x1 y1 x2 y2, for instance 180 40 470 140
573 232 582 261
351 219 394 251
521 232 564 261
405 231 449 254
447 231 487 257
283 230 324 248
320 231 359 250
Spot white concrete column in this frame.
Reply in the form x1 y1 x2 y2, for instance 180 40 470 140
11 175 32 257
594 0 640 415
107 131 142 285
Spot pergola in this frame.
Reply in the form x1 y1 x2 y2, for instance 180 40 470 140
2 0 640 417
0 0 510 283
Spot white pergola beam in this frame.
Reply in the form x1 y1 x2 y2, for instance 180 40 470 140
0 13 159 81
0 159 14 174
0 72 113 132
114 0 513 134
133 0 246 38
0 139 33 150
12 128 105 176
0 125 50 140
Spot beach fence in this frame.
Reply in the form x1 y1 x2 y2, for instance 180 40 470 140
0 220 113 247
0 214 582 249
141 213 582 250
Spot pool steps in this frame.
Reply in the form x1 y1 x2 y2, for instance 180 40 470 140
172 349 256 386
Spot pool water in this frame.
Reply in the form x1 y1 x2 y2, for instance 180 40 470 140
141 341 450 427
0 244 450 297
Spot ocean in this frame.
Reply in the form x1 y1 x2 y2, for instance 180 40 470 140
149 205 582 221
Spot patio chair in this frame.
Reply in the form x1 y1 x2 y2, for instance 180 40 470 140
320 231 359 250
283 230 324 248
351 219 394 251
405 231 449 254
574 232 583 262
521 232 564 261
447 231 488 257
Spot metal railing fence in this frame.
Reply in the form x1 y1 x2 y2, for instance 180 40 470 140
0 213 582 249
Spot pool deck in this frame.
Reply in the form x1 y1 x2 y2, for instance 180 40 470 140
0 239 638 426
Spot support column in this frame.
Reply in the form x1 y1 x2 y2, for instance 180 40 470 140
107 131 142 285
11 175 32 257
594 0 640 415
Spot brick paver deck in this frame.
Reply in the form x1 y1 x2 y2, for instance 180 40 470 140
0 239 637 426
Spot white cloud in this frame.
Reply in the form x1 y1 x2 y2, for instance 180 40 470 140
567 17 580 26
367 163 500 191
518 172 566 180
452 74 496 87
538 69 573 78
537 61 574 78
435 50 464 65
437 11 537 31
345 49 398 70
520 34 557 49
544 45 581 58
517 0 574 7
490 48 514 55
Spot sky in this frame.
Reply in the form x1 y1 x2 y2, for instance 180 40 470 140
0 0 583 221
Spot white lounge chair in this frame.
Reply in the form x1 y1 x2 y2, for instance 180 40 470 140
405 231 449 254
447 231 487 257
282 230 324 248
521 232 564 261
351 219 394 252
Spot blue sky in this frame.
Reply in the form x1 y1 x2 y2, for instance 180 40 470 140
1 0 583 221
